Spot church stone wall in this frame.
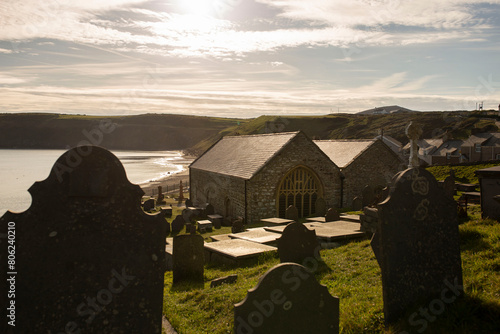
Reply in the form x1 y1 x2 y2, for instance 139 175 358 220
247 133 342 224
342 140 403 208
190 168 246 220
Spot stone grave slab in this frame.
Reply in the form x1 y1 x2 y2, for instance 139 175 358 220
372 167 463 324
207 214 223 229
277 222 321 264
210 234 232 242
204 239 276 262
319 220 361 231
0 146 166 334
306 216 326 223
229 228 281 245
197 219 213 233
339 214 360 222
234 263 339 334
172 234 205 284
260 217 294 225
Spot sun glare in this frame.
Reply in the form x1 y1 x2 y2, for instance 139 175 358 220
178 0 215 16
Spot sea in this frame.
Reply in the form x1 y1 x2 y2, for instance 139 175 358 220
0 149 193 215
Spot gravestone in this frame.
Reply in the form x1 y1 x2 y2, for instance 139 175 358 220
143 198 156 211
442 175 456 198
362 185 375 207
185 198 193 208
285 205 299 221
232 217 245 233
205 203 215 216
277 222 321 264
352 196 363 211
0 146 167 333
234 263 339 334
172 234 204 284
371 167 463 324
325 208 340 222
157 185 165 204
171 215 186 233
315 197 326 216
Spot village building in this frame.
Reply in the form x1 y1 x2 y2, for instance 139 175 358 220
428 139 464 165
461 132 500 162
314 139 404 207
189 132 342 224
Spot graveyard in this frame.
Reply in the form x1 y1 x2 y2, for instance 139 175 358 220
162 203 500 334
1 145 499 334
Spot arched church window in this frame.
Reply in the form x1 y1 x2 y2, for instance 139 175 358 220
277 166 323 218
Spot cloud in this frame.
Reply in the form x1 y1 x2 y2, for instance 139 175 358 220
0 48 14 53
0 74 29 84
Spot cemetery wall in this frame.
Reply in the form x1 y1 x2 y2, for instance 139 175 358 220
247 132 342 223
342 140 403 207
190 168 246 218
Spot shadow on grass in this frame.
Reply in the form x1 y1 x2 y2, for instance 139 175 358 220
390 295 500 334
169 280 204 292
459 227 491 252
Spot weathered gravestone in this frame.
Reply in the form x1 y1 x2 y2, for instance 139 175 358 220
232 217 245 233
362 185 375 207
0 146 167 334
234 263 339 334
205 203 215 216
171 214 186 233
315 197 326 216
352 196 363 211
143 198 156 211
277 222 321 265
172 234 204 284
442 174 456 198
325 208 340 222
185 198 193 208
285 205 299 221
157 185 165 204
371 167 463 325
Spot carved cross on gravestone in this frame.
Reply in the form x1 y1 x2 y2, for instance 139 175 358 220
405 121 423 168
0 146 167 333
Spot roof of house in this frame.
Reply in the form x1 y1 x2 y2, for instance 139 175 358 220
462 133 494 146
432 140 464 156
313 139 374 168
189 131 300 179
374 135 402 153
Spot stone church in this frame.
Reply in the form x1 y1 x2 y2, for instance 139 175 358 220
189 131 402 224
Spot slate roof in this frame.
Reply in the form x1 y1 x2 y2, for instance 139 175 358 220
314 140 374 168
190 132 300 179
432 140 464 157
462 133 493 146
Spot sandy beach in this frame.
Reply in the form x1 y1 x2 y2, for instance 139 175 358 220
139 169 190 197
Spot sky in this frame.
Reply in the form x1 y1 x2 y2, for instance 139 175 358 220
0 0 500 118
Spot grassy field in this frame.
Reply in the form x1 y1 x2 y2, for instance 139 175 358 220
161 206 500 334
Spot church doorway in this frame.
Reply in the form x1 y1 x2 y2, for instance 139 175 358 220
276 166 323 218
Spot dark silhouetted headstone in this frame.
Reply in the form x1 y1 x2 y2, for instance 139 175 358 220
352 196 363 211
234 263 339 334
315 197 326 216
442 175 456 198
0 146 167 334
325 208 340 222
172 234 204 284
171 215 186 233
185 198 193 207
205 203 215 216
232 217 245 233
277 222 321 264
210 274 238 288
285 205 299 221
362 185 375 207
143 198 156 211
157 185 165 204
371 168 463 324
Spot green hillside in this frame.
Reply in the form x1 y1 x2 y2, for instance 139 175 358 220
0 113 244 151
187 111 500 156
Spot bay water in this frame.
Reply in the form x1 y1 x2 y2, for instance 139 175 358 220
0 149 192 215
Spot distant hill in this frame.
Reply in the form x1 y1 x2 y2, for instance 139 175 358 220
1 111 498 156
0 113 243 151
187 111 499 155
357 105 417 115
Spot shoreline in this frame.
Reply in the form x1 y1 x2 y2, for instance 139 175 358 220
139 169 190 197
